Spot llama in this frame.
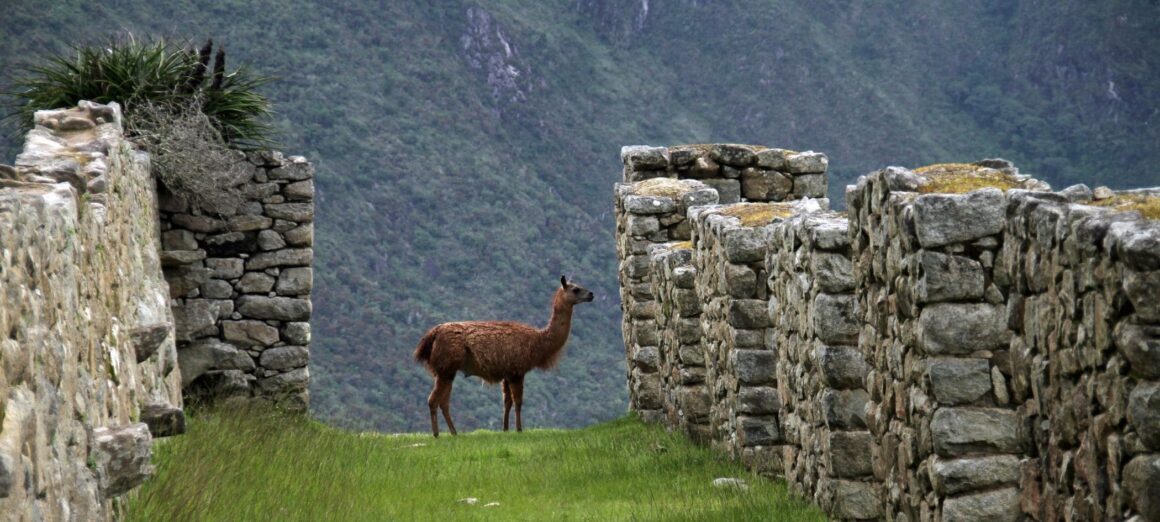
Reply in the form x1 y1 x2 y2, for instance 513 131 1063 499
413 276 595 437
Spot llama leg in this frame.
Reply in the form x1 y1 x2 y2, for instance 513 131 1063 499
427 378 447 438
510 376 525 432
439 377 458 436
502 379 513 432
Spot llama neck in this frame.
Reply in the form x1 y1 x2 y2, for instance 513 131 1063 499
535 294 574 366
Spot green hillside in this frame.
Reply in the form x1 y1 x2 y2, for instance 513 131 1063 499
3 1 1158 433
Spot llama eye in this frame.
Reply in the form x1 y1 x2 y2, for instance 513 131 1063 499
571 288 579 294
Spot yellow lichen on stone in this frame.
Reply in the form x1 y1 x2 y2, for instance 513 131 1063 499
669 240 693 250
1090 193 1160 220
914 163 1022 194
634 178 692 199
718 202 796 227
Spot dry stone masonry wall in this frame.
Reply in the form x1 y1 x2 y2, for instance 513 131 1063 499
617 149 1160 521
0 102 182 520
158 151 314 412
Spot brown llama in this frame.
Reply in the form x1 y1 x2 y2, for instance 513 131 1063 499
413 275 595 437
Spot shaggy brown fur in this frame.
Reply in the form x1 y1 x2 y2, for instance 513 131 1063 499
414 276 594 437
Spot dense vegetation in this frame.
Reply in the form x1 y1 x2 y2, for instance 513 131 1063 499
125 409 824 521
2 1 1158 433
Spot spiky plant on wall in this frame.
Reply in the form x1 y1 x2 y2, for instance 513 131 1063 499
4 36 276 149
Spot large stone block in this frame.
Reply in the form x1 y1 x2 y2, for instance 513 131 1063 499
1128 382 1160 450
703 179 741 204
259 345 310 371
816 478 881 520
130 323 171 363
733 350 776 385
621 145 669 171
931 455 1020 495
941 487 1020 522
276 266 313 295
812 293 859 345
91 423 153 498
245 248 313 270
785 151 828 174
741 169 792 201
811 252 854 293
237 295 312 321
919 303 1009 355
723 227 765 263
738 415 780 446
821 389 869 430
738 386 780 415
916 251 985 303
913 188 1005 248
817 344 868 390
140 403 186 438
1123 454 1160 521
729 299 772 329
928 358 991 405
1116 323 1160 379
623 195 677 215
931 407 1022 457
827 431 873 478
178 339 254 386
222 320 280 347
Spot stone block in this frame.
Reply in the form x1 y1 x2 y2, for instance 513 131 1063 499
710 144 757 167
626 214 660 236
785 151 828 174
703 179 741 204
284 180 314 201
161 229 197 250
178 339 254 386
237 296 312 321
816 478 881 520
91 423 153 498
172 299 217 341
733 350 776 385
811 252 854 293
738 415 780 446
140 403 185 438
931 455 1020 495
1115 323 1160 379
724 264 757 298
284 223 313 247
919 303 1009 355
931 407 1022 457
754 149 790 170
723 227 765 263
741 169 791 201
621 145 669 171
227 214 273 232
632 346 659 372
827 431 873 478
678 343 705 366
246 248 313 270
259 345 309 371
268 162 313 181
1110 221 1160 271
200 279 233 299
812 293 859 345
807 221 849 251
928 358 992 405
258 229 286 251
916 251 985 303
738 386 780 415
817 344 868 390
283 322 311 345
264 202 313 222
821 389 869 430
729 300 772 329
792 174 827 198
913 188 1005 248
236 272 276 294
624 195 677 215
206 258 244 279
1124 454 1160 521
1128 382 1160 450
129 323 171 363
679 387 711 423
276 267 313 295
222 320 280 347
941 487 1020 522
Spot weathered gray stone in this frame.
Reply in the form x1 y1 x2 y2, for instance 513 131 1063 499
729 300 771 329
680 188 719 209
812 252 854 293
737 415 779 446
161 229 197 251
222 320 280 347
941 487 1020 522
741 169 791 201
827 431 873 478
140 403 185 438
245 248 313 270
275 267 313 295
236 272 276 294
1124 269 1160 322
1059 183 1093 202
916 251 985 303
170 213 225 233
807 221 849 251
920 303 1009 355
931 407 1022 457
282 322 311 345
206 258 244 279
813 293 859 345
792 173 827 198
817 344 868 389
160 249 206 266
723 227 765 263
754 148 790 170
624 195 677 215
821 389 869 429
738 387 780 415
913 188 1005 248
284 223 313 247
1110 221 1160 271
284 180 314 201
200 279 233 299
1113 323 1160 380
259 345 309 371
178 339 254 386
264 202 313 222
626 214 659 236
91 423 153 498
237 295 312 321
816 478 881 520
785 151 828 174
733 350 776 385
1128 382 1160 450
172 299 217 341
188 369 253 399
632 346 659 372
130 323 171 363
1123 454 1160 521
931 455 1020 495
702 179 741 204
268 161 313 181
257 229 286 251
710 144 757 167
227 214 273 232
621 145 668 171
928 358 992 405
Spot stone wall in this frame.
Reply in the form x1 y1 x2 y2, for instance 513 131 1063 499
617 150 1160 521
158 151 314 411
0 102 183 520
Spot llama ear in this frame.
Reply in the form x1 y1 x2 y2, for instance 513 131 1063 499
560 275 567 288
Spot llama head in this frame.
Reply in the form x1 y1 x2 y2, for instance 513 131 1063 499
559 275 595 304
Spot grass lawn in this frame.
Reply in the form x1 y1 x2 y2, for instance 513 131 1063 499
125 409 826 521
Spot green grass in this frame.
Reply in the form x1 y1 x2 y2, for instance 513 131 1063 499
125 409 825 522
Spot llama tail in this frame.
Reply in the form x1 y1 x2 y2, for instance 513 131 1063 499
414 327 438 365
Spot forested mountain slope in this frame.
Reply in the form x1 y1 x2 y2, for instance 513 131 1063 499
3 0 1157 432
